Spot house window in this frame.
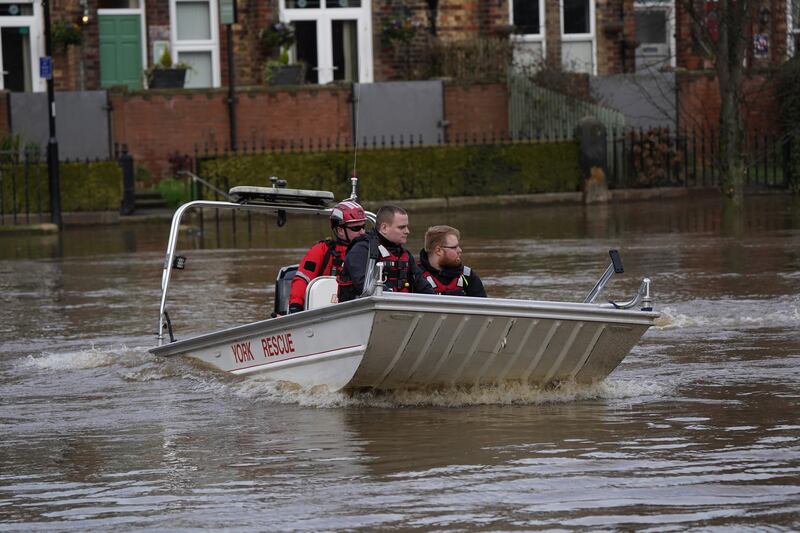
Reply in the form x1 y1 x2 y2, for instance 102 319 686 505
0 0 41 91
513 0 540 34
170 0 220 87
563 0 590 34
282 0 372 84
561 0 595 74
510 0 545 69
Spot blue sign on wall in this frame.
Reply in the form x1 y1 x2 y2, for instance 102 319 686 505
39 57 53 80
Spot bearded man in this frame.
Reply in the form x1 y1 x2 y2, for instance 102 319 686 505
418 225 486 297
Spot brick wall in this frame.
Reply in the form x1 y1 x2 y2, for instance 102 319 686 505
596 0 635 74
51 0 99 91
444 83 508 139
110 86 352 179
220 0 276 87
110 82 508 179
675 0 790 71
677 73 781 135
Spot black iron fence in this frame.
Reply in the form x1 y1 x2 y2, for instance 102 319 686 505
184 130 575 161
0 147 46 226
608 127 796 190
1 145 130 226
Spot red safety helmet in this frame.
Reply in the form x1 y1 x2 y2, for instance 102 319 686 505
330 200 366 229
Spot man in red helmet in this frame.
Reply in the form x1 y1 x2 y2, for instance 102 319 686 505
288 200 366 313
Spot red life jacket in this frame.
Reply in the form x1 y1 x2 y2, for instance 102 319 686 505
377 243 412 293
421 266 472 296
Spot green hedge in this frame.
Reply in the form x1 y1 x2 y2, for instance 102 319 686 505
197 141 580 201
0 160 123 213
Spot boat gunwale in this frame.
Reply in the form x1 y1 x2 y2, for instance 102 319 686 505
150 293 658 357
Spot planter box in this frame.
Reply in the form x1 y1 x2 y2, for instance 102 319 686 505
149 68 187 89
268 64 305 86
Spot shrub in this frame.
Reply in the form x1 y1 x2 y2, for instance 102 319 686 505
0 160 122 213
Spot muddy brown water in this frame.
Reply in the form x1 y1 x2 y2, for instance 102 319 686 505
1 195 798 530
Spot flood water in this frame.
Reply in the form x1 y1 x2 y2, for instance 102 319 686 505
1 194 799 530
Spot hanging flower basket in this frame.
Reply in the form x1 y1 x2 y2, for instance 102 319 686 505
51 17 83 50
259 22 296 58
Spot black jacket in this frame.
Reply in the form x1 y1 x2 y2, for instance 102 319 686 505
418 249 487 297
337 231 434 302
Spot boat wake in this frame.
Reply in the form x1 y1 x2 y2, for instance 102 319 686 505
19 344 669 409
21 344 151 371
224 375 668 408
655 300 800 330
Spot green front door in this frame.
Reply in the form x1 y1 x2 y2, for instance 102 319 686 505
99 14 142 89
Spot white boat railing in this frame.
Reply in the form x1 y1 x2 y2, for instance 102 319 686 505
157 198 376 346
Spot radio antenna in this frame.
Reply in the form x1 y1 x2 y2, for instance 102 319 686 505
350 82 360 201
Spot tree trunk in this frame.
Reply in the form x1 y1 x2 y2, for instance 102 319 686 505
715 0 749 207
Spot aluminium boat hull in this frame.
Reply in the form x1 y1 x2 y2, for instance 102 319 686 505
150 292 658 392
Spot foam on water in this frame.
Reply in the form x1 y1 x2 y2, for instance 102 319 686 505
221 375 670 408
17 342 673 409
655 302 800 330
21 345 153 371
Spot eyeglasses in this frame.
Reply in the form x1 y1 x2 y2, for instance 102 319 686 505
345 224 365 232
440 245 461 250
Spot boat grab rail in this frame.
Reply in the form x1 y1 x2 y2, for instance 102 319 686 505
176 170 235 201
583 250 653 311
157 198 376 346
601 278 653 311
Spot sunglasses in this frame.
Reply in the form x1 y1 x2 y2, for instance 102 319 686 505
440 244 461 250
344 224 365 232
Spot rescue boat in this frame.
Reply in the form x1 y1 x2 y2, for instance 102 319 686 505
150 179 659 392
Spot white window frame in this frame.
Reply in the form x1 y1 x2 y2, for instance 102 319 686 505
170 0 221 87
97 5 148 82
509 0 547 62
560 0 596 75
633 0 676 70
280 0 373 84
0 0 43 91
789 0 799 57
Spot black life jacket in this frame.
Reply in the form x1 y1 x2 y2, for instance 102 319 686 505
421 266 472 296
318 238 346 277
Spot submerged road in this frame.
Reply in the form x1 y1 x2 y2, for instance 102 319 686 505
1 194 798 530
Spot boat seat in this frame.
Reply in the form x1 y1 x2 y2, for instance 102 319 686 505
305 276 339 311
273 264 298 316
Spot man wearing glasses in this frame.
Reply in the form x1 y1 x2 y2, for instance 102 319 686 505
288 200 367 313
418 225 487 297
337 204 434 302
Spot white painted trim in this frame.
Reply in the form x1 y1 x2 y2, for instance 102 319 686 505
560 0 597 75
97 8 140 15
0 1 42 91
280 0 373 83
169 0 221 87
633 0 676 69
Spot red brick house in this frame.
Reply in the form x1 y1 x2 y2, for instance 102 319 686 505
0 1 795 91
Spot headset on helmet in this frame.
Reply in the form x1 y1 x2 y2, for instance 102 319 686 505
330 201 366 229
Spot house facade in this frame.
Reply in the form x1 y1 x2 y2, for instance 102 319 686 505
1 0 796 92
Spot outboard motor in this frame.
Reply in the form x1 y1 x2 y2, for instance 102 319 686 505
272 264 298 317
